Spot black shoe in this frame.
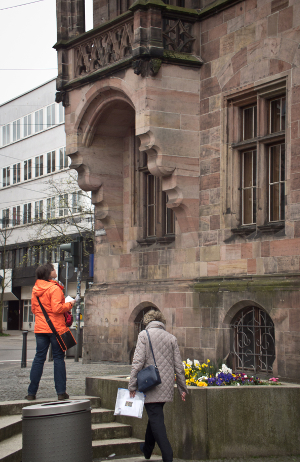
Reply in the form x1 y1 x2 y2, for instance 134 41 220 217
140 443 151 460
58 393 69 400
25 395 36 401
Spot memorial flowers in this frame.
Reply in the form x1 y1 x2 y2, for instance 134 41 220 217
183 359 280 387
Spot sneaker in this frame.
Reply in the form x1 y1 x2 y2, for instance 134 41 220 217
58 393 69 400
25 395 36 401
140 443 151 460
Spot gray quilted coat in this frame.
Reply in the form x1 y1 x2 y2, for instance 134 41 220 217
128 321 188 403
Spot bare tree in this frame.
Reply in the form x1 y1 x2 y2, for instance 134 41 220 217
29 170 94 252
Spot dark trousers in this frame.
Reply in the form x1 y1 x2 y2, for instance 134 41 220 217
28 333 66 396
144 402 173 462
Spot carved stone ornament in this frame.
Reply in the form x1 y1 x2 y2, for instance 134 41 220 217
55 91 69 108
163 19 195 53
132 58 162 77
75 21 134 77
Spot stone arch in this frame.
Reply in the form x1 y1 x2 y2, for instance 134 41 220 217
128 302 160 363
223 299 268 325
224 301 275 374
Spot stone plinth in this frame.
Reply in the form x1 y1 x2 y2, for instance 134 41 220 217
86 375 300 460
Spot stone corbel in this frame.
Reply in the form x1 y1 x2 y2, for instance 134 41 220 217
69 151 102 191
137 130 199 241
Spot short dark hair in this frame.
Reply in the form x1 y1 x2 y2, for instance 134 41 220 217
36 263 54 281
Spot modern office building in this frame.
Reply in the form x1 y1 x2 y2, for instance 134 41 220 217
0 79 93 331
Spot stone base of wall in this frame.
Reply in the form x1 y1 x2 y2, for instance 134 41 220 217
86 376 300 460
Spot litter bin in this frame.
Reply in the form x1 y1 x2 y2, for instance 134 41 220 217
66 328 83 357
22 400 92 462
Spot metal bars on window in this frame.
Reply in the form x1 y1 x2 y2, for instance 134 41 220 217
231 306 275 374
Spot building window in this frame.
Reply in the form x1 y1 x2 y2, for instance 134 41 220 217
270 96 285 134
23 300 33 323
231 306 275 374
3 302 8 323
146 174 156 237
58 102 64 123
243 105 257 140
23 114 32 137
2 209 9 228
72 191 83 213
23 203 32 224
15 248 25 267
35 155 43 177
139 154 175 243
59 194 69 216
47 104 56 127
35 109 43 133
35 200 43 222
13 163 21 184
47 197 56 219
12 119 21 142
2 124 10 146
3 167 10 187
47 151 56 174
228 81 286 232
59 147 68 169
241 150 257 225
24 159 32 181
12 206 21 226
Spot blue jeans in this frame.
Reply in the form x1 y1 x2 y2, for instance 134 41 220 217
28 333 66 396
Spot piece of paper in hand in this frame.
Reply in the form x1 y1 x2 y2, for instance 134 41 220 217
114 388 145 418
65 296 75 303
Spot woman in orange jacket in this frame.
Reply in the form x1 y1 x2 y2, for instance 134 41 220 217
26 263 75 400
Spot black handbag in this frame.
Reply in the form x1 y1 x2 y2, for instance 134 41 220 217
137 330 161 393
36 296 77 352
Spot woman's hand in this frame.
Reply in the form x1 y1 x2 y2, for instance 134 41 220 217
130 390 136 398
69 300 76 307
181 392 186 401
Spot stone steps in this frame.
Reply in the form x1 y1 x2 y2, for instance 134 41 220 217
0 397 145 462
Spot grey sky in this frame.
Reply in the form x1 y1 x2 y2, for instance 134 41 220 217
0 0 92 106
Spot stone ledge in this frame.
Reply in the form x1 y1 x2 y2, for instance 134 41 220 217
86 375 300 460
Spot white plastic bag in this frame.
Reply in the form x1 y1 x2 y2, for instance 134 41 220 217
114 388 145 418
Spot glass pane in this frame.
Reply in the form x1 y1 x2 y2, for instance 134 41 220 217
270 145 280 183
148 205 155 236
243 108 253 140
270 184 279 221
47 152 51 173
281 143 285 182
23 304 28 322
148 175 155 205
28 114 31 136
52 151 55 172
281 97 286 131
166 207 175 234
243 152 253 188
280 182 285 221
243 188 253 224
270 99 281 133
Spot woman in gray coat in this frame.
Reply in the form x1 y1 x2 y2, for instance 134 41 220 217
128 310 187 462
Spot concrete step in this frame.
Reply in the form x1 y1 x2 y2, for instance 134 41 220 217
92 437 143 459
0 433 22 462
92 422 132 440
0 395 101 416
0 416 22 443
93 457 162 462
91 408 115 424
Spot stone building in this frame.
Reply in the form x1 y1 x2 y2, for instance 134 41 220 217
55 0 300 381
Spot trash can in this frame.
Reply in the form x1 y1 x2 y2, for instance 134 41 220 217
22 400 92 462
66 328 83 357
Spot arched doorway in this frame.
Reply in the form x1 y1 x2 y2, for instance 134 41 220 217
129 306 160 363
231 306 275 374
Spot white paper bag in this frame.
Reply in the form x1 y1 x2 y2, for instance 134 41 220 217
114 388 145 418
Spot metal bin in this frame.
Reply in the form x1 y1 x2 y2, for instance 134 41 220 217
22 399 92 462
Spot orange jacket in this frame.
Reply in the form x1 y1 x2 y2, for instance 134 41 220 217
31 279 72 334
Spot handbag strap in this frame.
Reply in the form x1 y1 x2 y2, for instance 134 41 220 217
36 296 58 336
146 330 158 369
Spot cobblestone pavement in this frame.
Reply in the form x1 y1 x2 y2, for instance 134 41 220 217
0 357 132 401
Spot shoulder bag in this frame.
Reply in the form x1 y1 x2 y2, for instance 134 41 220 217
137 330 161 393
36 296 77 352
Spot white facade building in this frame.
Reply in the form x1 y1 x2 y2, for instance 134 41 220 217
0 79 93 331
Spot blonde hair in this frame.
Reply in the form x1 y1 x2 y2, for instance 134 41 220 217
143 309 166 326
